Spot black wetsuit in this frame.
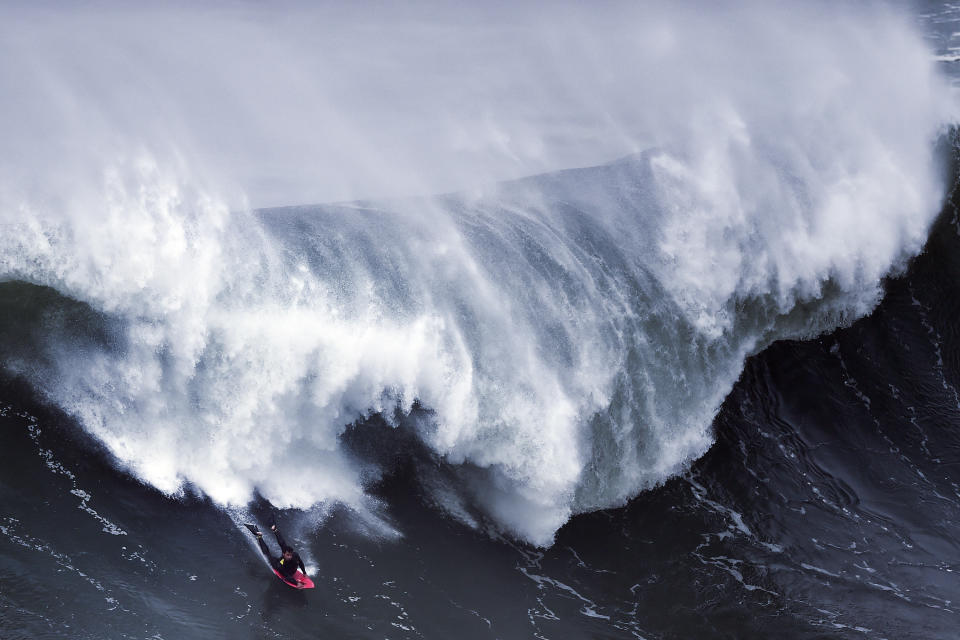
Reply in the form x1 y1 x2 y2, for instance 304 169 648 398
256 527 306 579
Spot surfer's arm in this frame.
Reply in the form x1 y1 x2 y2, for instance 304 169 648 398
271 525 288 549
298 557 306 574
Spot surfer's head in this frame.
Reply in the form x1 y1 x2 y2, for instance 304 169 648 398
282 546 294 560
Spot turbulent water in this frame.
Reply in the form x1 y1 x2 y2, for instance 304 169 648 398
3 1 960 638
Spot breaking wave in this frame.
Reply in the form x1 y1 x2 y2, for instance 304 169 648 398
0 1 954 544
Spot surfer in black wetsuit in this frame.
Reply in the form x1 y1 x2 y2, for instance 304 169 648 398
251 524 306 580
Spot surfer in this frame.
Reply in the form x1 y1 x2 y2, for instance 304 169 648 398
248 523 306 581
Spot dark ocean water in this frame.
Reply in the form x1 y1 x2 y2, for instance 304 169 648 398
4 4 960 639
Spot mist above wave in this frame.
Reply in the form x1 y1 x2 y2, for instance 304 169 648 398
0 1 954 544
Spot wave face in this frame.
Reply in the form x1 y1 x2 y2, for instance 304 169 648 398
0 2 954 545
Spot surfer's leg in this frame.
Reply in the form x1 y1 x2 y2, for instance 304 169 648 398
256 536 275 562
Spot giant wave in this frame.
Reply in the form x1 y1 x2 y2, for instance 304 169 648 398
0 2 954 545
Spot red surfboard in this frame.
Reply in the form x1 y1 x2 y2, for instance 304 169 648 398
273 567 315 589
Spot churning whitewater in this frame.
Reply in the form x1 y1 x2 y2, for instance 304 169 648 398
0 2 954 547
